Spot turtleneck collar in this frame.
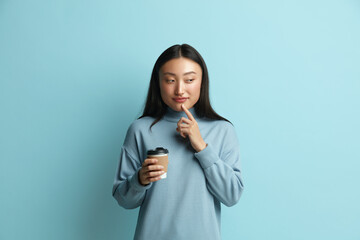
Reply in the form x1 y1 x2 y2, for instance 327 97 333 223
163 106 198 122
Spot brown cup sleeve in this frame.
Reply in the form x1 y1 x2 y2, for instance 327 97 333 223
148 155 168 172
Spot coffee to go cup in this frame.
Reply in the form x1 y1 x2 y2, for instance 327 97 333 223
147 147 169 179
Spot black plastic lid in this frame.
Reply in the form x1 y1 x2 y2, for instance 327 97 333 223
147 147 169 155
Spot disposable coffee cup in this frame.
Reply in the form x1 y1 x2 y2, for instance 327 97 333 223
147 147 169 179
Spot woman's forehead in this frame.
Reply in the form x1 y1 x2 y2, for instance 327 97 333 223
160 58 202 76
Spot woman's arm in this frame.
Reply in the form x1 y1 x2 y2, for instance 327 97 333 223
194 124 244 207
112 120 165 209
112 146 152 209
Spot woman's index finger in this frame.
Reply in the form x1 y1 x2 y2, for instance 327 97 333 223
181 104 195 121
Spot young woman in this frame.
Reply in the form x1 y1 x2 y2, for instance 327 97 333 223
112 44 244 240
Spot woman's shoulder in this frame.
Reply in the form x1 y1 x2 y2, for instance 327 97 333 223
127 116 154 132
201 117 238 137
201 117 234 128
122 116 154 144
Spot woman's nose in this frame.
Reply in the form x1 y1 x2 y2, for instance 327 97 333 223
175 81 184 95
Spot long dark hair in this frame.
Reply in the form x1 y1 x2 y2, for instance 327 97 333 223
139 43 231 129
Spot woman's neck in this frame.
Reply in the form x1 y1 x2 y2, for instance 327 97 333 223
163 106 198 122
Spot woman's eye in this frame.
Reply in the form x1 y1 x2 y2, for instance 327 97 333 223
186 79 194 83
166 79 175 83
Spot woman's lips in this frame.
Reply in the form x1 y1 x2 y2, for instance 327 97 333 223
173 97 188 103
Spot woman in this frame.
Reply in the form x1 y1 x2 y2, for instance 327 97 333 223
112 43 244 240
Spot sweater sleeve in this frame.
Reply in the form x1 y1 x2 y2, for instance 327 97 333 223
194 123 244 207
112 123 153 209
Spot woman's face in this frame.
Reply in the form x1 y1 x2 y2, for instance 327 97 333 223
159 57 202 112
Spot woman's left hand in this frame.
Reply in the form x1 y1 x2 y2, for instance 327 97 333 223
176 104 207 152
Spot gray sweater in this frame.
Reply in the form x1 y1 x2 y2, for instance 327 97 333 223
112 106 244 240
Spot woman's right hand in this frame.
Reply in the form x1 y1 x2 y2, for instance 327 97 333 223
138 158 165 186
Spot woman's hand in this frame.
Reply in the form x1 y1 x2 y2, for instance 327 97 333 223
138 158 164 186
176 104 207 152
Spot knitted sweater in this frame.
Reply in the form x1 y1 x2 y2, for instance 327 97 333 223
112 106 244 240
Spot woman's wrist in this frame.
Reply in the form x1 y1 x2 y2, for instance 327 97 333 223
138 170 148 186
195 142 208 152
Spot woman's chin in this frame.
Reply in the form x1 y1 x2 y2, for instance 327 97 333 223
167 101 193 112
168 104 182 112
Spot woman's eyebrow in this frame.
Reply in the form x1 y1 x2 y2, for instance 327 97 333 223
163 71 197 76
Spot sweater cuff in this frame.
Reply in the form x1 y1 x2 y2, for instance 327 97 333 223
129 167 153 192
194 143 219 169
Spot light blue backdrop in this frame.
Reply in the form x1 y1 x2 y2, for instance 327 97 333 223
1 0 359 239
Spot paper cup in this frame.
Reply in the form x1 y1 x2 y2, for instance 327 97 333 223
147 147 169 179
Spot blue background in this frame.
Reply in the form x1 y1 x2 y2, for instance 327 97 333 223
1 0 359 239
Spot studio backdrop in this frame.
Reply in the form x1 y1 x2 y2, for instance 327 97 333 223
0 0 359 239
